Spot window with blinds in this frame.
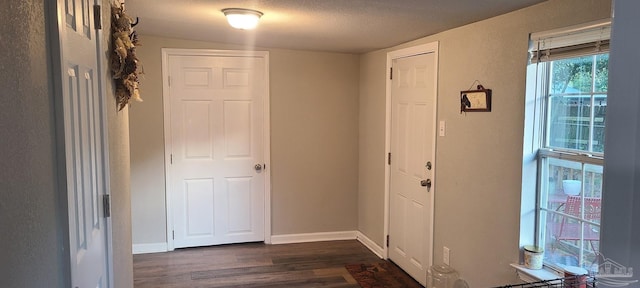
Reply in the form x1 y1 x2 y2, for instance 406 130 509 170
523 19 610 273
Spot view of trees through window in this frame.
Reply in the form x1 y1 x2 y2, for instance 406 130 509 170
548 54 608 153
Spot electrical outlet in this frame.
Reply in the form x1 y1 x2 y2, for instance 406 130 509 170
443 246 450 265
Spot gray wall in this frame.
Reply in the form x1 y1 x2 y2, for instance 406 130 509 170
102 2 134 286
0 1 133 287
601 1 640 286
131 36 360 245
357 50 387 242
0 1 68 287
357 0 611 286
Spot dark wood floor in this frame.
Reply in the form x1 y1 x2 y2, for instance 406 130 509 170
133 240 387 288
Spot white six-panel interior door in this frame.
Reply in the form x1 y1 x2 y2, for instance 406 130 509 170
387 43 438 286
57 0 111 287
163 50 270 249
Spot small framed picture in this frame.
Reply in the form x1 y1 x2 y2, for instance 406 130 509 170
461 88 491 112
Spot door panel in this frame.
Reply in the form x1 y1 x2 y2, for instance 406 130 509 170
389 52 436 286
183 101 213 159
224 100 253 157
185 179 215 237
226 177 253 232
169 54 266 248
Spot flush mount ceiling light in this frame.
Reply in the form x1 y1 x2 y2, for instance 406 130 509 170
222 8 263 30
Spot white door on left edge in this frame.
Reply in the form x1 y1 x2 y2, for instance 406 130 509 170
168 54 266 248
58 0 110 287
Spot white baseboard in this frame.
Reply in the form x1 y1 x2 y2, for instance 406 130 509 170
132 242 168 254
131 231 385 258
270 231 357 244
356 231 385 258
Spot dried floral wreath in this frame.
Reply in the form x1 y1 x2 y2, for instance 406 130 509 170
111 3 142 110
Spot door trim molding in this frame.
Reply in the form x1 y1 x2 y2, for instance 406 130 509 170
161 48 272 250
383 42 439 267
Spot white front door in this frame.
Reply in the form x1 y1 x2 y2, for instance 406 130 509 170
167 53 267 248
388 52 437 286
58 0 111 287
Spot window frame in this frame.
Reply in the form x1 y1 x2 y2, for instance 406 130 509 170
535 54 607 270
536 150 604 269
544 54 609 155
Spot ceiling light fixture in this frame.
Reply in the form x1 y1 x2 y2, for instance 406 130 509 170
222 8 263 30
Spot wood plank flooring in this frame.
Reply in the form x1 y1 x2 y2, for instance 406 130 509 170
133 240 387 288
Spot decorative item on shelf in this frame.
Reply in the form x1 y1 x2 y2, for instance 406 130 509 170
460 80 492 113
523 245 544 270
110 3 142 111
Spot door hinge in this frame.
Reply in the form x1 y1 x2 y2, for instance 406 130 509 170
170 154 173 164
168 76 171 87
390 67 393 80
103 194 111 218
386 235 390 247
388 152 391 165
93 5 102 30
172 230 175 240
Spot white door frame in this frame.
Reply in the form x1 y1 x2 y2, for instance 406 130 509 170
383 42 439 262
161 48 272 250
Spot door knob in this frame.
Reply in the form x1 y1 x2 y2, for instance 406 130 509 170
420 179 432 192
254 164 263 171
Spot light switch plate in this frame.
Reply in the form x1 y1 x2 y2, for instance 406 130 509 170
439 121 446 137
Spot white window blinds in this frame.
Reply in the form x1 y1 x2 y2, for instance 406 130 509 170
530 19 611 63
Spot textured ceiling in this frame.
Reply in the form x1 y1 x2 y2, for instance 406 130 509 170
126 0 547 53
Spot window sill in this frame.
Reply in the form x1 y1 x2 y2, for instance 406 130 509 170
511 264 564 283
